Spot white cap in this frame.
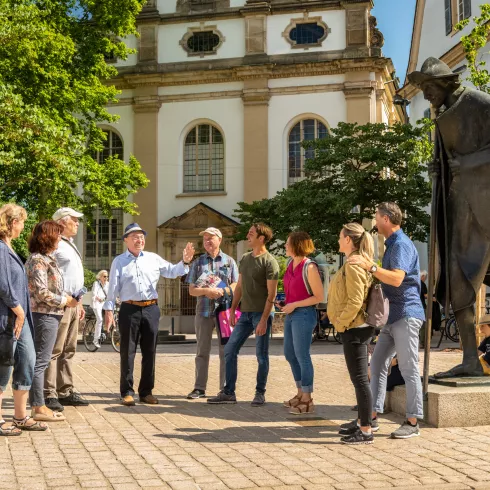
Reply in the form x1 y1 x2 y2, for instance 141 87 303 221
52 207 83 221
199 227 222 239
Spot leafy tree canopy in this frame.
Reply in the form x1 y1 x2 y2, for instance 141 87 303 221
234 122 433 255
456 3 490 92
0 0 148 220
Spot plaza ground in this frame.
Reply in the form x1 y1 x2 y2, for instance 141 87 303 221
1 338 490 490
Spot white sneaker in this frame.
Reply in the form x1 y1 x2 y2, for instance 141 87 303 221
93 340 101 349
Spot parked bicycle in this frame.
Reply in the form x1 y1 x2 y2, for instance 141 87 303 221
83 304 121 352
312 310 342 344
436 308 460 347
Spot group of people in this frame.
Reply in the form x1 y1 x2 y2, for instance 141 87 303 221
0 199 444 445
0 204 89 436
183 202 426 445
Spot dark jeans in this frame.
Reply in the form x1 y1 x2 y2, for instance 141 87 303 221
341 326 375 427
119 303 160 398
30 313 62 406
224 312 272 396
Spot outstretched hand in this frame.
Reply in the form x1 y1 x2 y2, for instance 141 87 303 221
183 242 195 263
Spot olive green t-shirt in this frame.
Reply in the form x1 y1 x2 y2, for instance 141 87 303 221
239 251 279 312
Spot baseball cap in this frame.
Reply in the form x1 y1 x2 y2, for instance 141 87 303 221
199 227 222 239
122 223 147 239
52 207 83 221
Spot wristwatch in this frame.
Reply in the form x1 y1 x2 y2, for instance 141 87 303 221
369 264 378 273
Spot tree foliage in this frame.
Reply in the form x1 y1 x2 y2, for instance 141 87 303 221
456 3 490 92
234 122 433 255
0 0 149 220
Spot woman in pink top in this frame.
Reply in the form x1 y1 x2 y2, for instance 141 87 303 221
280 232 324 414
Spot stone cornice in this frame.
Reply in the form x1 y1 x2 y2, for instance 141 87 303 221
133 95 162 113
114 52 389 89
242 87 271 105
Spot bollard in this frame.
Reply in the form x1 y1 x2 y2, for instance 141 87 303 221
171 317 175 336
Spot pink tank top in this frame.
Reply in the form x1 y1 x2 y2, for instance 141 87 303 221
284 259 311 304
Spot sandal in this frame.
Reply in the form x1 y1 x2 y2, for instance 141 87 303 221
289 399 315 415
13 415 48 431
31 409 66 422
283 395 301 408
0 419 22 437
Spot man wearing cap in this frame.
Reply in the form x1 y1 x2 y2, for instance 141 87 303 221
185 227 238 400
45 207 88 412
408 57 490 378
104 223 195 406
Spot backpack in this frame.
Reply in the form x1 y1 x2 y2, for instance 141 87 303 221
287 257 329 309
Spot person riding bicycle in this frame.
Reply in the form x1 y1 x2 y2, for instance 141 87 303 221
92 270 109 348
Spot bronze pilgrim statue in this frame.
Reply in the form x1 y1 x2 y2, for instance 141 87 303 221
408 57 490 378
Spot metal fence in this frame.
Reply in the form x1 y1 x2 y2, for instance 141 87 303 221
158 277 196 316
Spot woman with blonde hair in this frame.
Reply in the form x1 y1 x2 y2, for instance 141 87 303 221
328 223 375 445
91 270 109 348
281 231 324 415
0 204 47 435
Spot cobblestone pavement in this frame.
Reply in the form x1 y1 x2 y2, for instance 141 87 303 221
1 338 490 490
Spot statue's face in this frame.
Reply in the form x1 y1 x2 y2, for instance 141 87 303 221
421 80 448 109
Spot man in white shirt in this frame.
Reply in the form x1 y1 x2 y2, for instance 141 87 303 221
104 223 195 406
45 207 88 412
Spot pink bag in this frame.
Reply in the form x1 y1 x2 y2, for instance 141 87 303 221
215 289 241 345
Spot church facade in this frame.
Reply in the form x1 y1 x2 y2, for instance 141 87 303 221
81 0 405 329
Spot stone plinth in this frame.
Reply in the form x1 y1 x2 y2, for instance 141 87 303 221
385 381 490 427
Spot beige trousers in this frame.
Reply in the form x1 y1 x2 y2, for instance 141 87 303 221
194 315 225 392
44 305 80 399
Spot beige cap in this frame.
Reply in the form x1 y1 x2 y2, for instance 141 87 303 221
199 227 222 239
478 314 490 326
52 207 83 221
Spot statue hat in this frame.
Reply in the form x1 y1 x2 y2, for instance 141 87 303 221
408 57 460 88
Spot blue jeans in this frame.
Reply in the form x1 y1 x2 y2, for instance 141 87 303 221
283 307 317 393
370 317 424 419
0 320 35 392
224 312 272 396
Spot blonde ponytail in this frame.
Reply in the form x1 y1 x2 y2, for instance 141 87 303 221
342 223 374 261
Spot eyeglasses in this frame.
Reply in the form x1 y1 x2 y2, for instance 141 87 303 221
102 275 108 278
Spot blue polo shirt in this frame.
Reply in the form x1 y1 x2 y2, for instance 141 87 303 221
382 229 425 324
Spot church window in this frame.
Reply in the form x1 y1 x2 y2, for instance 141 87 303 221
180 26 225 57
93 130 123 165
458 0 471 22
288 119 328 186
184 124 225 193
445 0 452 35
283 17 330 49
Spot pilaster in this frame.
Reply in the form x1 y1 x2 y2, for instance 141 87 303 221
133 87 161 252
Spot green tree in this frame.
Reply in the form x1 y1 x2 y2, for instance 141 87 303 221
234 122 433 254
456 3 490 92
0 0 148 220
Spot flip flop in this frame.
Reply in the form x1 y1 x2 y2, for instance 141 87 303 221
0 419 22 437
13 415 48 431
31 410 66 422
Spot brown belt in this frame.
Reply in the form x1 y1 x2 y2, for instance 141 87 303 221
123 299 158 307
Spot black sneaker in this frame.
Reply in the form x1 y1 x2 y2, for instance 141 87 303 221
45 397 64 412
341 429 374 445
207 391 237 404
251 392 265 407
391 420 420 439
187 389 205 400
59 393 89 406
339 418 379 435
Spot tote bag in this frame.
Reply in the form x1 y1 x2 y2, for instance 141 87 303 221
215 288 241 345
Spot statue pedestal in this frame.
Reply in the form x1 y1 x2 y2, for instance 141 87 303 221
385 377 490 427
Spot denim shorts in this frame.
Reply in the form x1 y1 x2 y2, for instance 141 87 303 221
0 320 35 392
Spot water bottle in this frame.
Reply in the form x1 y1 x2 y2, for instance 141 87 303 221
73 287 87 301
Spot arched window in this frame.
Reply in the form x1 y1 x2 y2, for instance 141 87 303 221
184 124 224 193
85 129 124 271
288 119 328 185
93 129 123 164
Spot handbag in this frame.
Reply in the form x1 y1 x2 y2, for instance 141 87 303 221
215 288 241 345
0 312 16 366
365 283 389 327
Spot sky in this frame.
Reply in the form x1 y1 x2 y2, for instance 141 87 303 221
372 0 417 82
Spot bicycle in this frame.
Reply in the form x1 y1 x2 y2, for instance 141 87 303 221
83 304 120 352
436 308 460 347
312 310 342 344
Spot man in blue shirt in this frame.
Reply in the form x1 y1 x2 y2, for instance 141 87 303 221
349 202 425 439
185 227 238 400
104 223 194 406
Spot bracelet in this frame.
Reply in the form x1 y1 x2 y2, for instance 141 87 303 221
267 298 275 304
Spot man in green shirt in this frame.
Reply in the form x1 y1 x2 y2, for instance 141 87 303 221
208 223 279 406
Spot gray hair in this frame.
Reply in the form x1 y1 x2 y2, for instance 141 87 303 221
377 202 403 226
57 215 71 227
96 270 108 281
